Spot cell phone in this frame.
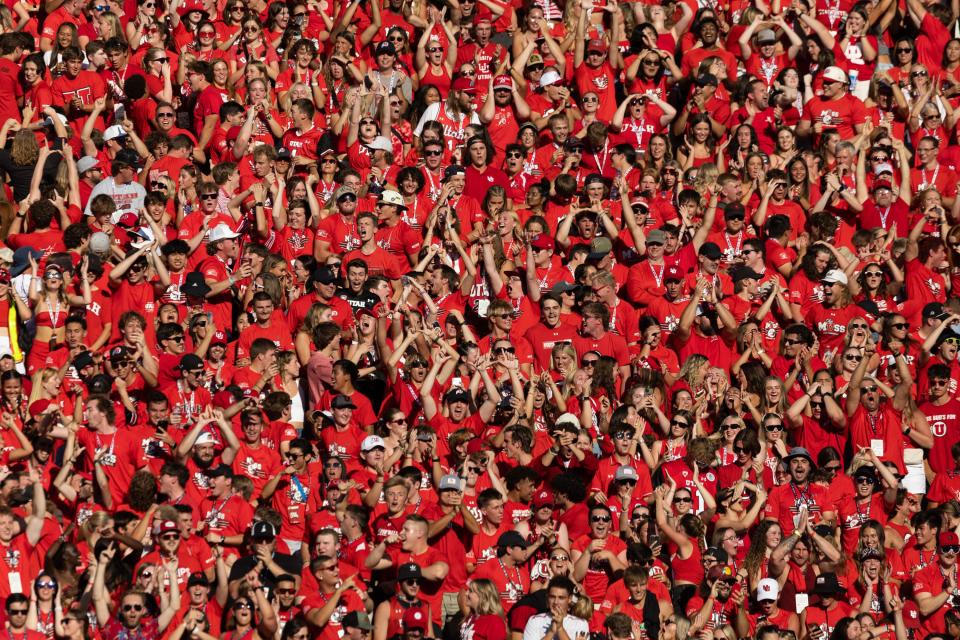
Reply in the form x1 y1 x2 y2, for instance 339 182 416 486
115 104 126 122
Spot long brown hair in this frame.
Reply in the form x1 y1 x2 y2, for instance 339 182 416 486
10 130 38 166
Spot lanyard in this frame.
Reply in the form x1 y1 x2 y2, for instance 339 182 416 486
921 164 940 189
649 261 664 288
866 410 882 436
290 474 309 502
592 140 610 174
877 205 891 229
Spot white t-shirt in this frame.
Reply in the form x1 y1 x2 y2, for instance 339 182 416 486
522 613 589 640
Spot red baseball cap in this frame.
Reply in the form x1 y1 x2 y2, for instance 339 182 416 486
452 77 476 94
530 234 555 250
28 399 52 418
493 75 513 91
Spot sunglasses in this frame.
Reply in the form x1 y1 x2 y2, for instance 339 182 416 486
943 545 960 554
506 151 523 159
870 156 888 163
276 588 296 595
37 581 56 589
863 386 879 393
856 476 876 484
234 602 253 610
613 431 633 440
913 70 929 77
493 347 515 354
673 496 693 504
198 31 215 37
122 604 144 612
200 193 218 200
823 464 842 472
863 271 883 277
591 515 612 523
844 354 862 362
425 149 443 156
892 322 909 329
764 423 784 431
722 423 742 432
931 379 950 387
782 338 801 345
672 420 689 428
582 359 598 366
427 46 442 53
551 555 569 562
896 47 912 53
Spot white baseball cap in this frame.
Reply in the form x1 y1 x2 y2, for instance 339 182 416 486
378 190 406 208
539 70 561 88
822 66 848 84
208 224 240 243
757 578 779 601
822 269 848 286
361 435 386 452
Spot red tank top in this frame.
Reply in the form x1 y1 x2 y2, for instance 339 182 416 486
671 536 704 584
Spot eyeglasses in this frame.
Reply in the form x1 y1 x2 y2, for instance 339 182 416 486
590 515 612 523
673 496 693 504
764 423 784 431
200 193 218 200
122 604 144 612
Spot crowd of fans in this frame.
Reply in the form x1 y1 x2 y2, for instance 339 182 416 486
5 0 960 639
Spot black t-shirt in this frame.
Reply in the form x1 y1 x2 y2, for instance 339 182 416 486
227 551 302 588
